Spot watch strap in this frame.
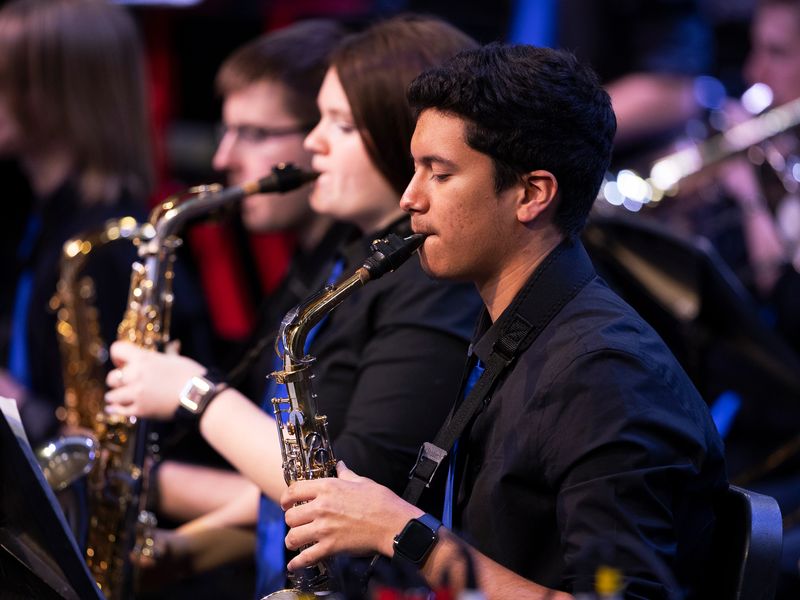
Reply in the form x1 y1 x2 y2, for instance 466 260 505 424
416 513 442 533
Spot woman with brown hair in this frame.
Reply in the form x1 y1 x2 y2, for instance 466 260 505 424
105 14 481 596
0 0 153 445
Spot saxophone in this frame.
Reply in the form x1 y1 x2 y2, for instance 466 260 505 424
36 217 140 492
84 163 319 600
265 232 425 600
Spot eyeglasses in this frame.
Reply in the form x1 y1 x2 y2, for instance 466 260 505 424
215 122 314 145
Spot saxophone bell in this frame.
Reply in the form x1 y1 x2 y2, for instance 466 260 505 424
36 433 98 491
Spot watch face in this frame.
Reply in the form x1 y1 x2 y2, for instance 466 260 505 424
397 519 437 563
180 376 213 413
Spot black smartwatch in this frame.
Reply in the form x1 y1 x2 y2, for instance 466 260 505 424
392 513 442 566
176 371 227 421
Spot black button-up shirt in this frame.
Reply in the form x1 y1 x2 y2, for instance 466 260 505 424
453 238 727 599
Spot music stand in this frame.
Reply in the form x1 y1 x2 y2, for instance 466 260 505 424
583 214 800 397
0 400 104 600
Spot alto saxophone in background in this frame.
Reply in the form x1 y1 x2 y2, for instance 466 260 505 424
266 232 425 600
81 163 318 600
37 217 140 493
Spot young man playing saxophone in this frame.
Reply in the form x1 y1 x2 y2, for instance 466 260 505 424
279 44 728 599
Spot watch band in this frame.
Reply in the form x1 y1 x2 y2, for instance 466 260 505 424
416 513 442 533
176 371 227 421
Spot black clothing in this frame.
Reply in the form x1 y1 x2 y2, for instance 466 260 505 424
771 265 800 356
3 178 143 444
452 238 727 599
239 222 357 402
251 217 482 597
311 218 483 503
557 0 711 166
558 0 710 84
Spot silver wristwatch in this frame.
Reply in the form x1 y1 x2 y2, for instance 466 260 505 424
178 374 227 418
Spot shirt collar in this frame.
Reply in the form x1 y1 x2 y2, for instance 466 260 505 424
472 236 595 364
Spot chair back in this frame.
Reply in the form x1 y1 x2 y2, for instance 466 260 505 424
707 484 783 600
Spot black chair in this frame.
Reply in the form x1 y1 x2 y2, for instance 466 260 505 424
706 485 783 600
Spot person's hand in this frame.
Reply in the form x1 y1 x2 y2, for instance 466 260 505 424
104 341 205 420
718 156 764 212
133 528 192 590
281 462 422 571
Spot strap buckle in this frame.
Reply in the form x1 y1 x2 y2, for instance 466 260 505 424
408 442 448 488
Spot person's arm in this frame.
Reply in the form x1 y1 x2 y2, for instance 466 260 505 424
177 480 261 535
104 341 287 501
156 461 257 522
280 462 572 600
138 487 261 586
607 73 698 146
718 157 788 296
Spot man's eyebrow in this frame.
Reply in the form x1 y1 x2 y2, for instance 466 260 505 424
416 154 458 169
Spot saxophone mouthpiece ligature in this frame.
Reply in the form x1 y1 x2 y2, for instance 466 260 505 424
242 162 320 196
362 233 426 280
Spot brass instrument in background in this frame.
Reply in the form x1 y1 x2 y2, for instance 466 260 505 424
86 163 318 600
598 96 800 211
265 232 425 600
37 217 140 492
83 183 219 600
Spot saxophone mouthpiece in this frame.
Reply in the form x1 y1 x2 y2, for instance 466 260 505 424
246 163 320 196
362 233 426 280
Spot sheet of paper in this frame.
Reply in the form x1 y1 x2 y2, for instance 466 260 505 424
0 395 30 447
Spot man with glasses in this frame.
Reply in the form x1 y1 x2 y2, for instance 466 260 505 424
128 20 352 592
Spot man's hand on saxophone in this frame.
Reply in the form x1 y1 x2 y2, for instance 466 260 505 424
105 341 205 419
282 461 422 568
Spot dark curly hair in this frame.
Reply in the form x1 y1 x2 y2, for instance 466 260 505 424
407 43 616 236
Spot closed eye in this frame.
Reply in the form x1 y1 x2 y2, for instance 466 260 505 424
336 121 357 134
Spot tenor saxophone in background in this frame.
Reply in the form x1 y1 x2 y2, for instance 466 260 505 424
76 163 317 600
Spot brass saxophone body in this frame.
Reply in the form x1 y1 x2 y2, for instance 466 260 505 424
266 232 425 600
86 164 319 600
54 217 141 430
36 217 140 492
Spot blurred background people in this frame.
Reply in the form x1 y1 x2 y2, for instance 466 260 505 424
0 0 212 447
0 0 154 445
728 0 800 341
716 1 800 595
510 0 712 163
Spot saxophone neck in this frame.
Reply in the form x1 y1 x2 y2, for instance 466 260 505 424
147 163 319 249
279 270 369 364
276 232 426 365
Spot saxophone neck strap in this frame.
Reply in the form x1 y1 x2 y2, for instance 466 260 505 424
402 237 597 506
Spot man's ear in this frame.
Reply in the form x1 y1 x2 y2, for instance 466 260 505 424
516 170 558 224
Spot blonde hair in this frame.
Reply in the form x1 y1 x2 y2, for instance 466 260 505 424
0 0 153 203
